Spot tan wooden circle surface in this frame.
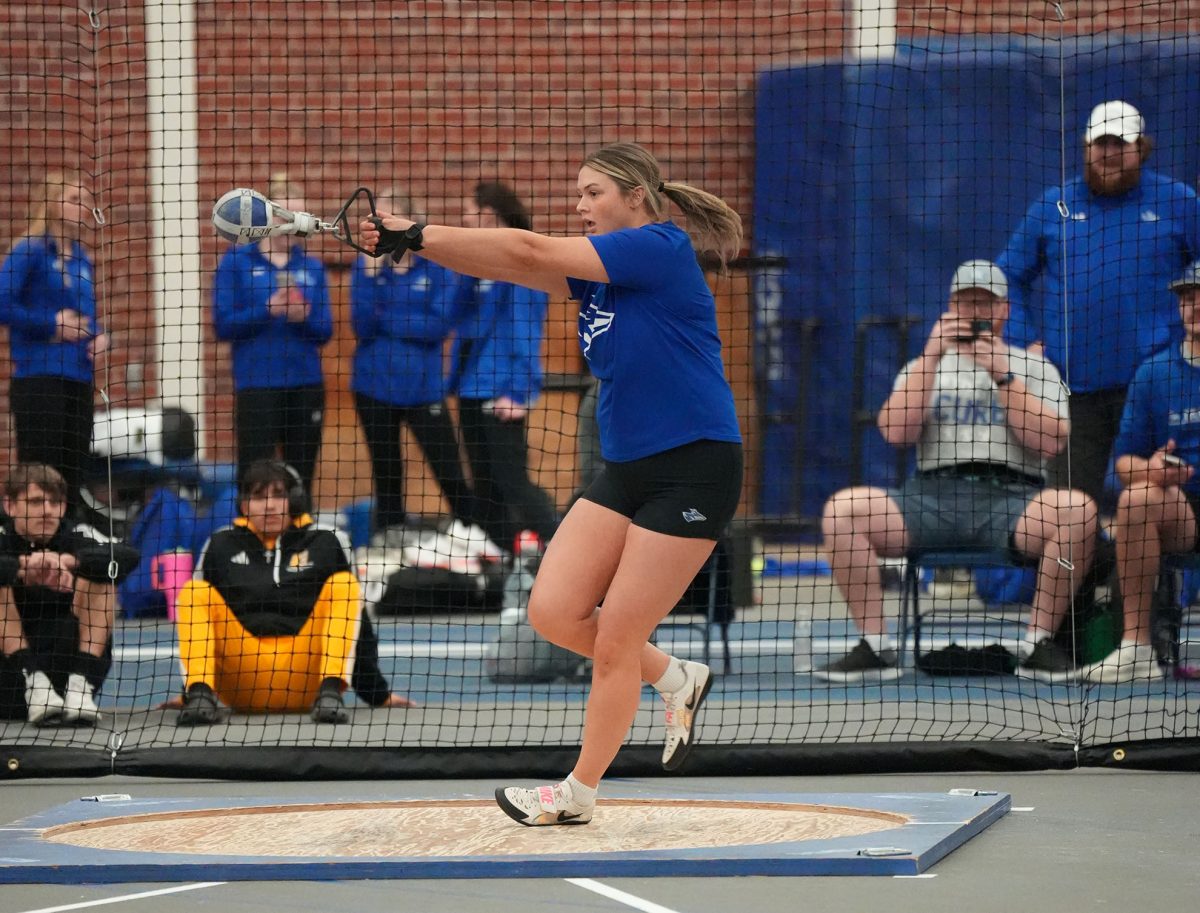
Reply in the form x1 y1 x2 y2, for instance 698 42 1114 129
43 799 909 858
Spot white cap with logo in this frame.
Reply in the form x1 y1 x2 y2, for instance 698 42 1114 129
1084 100 1144 144
950 259 1008 298
1169 260 1200 293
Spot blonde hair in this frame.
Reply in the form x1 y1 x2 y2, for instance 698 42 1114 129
268 171 303 203
582 142 742 266
24 171 79 239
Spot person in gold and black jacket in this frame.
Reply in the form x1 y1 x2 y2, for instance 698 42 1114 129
175 460 396 725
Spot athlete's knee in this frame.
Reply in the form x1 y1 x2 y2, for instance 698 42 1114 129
525 591 563 637
590 624 639 678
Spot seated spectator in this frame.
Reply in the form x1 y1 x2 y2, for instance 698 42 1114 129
0 463 138 725
816 260 1097 683
175 460 413 725
1083 261 1200 683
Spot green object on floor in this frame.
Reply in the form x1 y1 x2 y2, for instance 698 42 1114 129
1079 598 1123 665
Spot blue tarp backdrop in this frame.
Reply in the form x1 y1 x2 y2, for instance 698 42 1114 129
753 37 1200 519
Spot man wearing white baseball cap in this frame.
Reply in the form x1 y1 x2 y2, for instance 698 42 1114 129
817 260 1097 683
998 100 1200 509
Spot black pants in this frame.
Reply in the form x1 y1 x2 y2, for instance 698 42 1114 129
458 398 558 548
1047 387 1126 511
10 376 92 511
354 392 481 533
0 611 112 719
235 385 325 496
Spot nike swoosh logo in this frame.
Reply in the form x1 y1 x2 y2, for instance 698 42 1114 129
556 811 583 823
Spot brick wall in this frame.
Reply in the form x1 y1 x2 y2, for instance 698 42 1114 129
1 0 1196 509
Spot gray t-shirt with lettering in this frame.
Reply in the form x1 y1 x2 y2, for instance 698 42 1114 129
894 345 1067 480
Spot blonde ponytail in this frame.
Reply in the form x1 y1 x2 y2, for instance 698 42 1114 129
583 142 742 266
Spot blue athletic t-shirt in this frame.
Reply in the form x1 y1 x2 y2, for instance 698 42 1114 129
1114 343 1200 497
567 221 741 462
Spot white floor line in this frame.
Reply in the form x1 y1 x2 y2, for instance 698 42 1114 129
567 877 685 913
16 882 225 913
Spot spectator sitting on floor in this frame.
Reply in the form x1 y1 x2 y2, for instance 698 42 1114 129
816 260 1098 683
1084 260 1200 683
0 463 138 725
174 460 414 726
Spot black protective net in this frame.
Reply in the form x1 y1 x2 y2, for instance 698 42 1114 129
0 1 1197 780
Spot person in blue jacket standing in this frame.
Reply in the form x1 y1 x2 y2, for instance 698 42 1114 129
361 142 744 827
350 189 489 543
998 100 1200 507
212 174 332 496
454 182 558 550
0 172 109 510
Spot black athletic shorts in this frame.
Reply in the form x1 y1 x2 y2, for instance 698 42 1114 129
581 439 743 540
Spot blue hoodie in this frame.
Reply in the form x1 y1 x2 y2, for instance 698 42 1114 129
0 235 99 383
349 256 463 406
452 278 548 405
212 243 332 390
998 170 1200 393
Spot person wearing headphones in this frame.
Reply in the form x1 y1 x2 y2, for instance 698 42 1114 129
175 460 383 725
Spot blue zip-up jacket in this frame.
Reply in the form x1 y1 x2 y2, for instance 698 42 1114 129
998 170 1200 393
452 278 548 405
349 256 463 406
212 243 332 390
0 235 99 382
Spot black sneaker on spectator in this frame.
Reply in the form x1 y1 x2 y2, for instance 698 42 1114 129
176 683 221 726
310 677 349 724
1016 637 1078 683
813 639 902 683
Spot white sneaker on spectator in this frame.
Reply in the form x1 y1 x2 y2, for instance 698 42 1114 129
62 674 101 725
1080 640 1165 684
495 782 594 826
444 519 505 562
23 670 65 727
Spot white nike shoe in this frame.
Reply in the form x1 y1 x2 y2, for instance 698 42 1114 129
1081 640 1165 684
661 659 713 771
444 519 506 562
495 782 594 826
62 674 101 725
23 670 65 727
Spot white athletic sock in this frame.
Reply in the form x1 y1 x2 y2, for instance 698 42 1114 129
652 658 687 695
563 774 597 807
863 633 894 653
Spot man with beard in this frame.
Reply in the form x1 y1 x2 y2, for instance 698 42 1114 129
998 100 1200 508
